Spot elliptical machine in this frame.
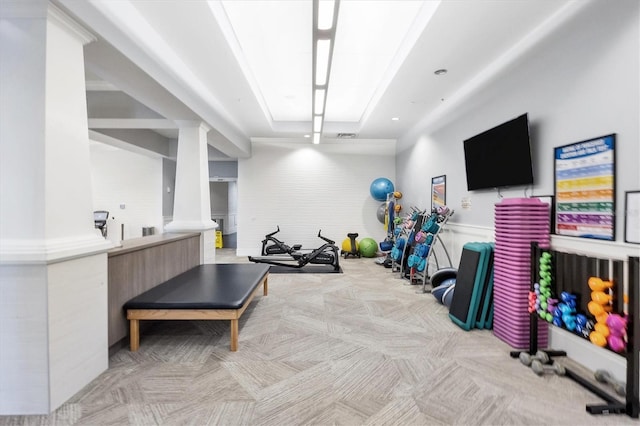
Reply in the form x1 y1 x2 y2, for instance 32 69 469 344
249 229 341 271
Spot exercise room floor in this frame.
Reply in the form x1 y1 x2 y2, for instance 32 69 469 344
2 249 637 425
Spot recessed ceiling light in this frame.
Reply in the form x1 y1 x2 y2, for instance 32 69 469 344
315 39 331 85
304 134 311 138
317 0 336 30
314 89 326 115
391 117 400 121
434 68 448 75
313 115 323 132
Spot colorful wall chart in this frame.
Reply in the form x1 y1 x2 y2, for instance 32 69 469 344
554 134 615 240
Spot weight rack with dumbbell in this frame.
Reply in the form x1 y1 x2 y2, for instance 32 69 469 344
510 243 639 418
519 350 566 376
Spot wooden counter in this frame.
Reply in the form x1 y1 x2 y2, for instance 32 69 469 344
108 232 201 347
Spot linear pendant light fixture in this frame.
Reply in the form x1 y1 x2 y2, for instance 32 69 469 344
312 0 339 144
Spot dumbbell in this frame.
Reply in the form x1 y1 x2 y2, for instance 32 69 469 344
606 313 627 336
519 350 549 366
561 292 577 309
591 291 612 305
606 314 627 353
594 369 626 396
588 277 613 292
531 360 566 376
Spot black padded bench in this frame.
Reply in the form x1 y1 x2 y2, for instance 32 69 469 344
123 263 270 352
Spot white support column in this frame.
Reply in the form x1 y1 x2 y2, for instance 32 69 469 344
0 2 111 415
165 121 217 263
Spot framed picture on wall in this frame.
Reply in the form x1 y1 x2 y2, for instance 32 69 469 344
625 190 640 244
431 175 446 211
553 134 615 240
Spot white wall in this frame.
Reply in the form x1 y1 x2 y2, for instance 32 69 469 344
396 0 640 383
0 264 49 414
397 1 639 230
89 141 163 242
47 253 108 409
237 140 395 255
162 158 176 220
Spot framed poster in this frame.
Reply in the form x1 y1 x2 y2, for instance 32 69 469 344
625 190 640 244
554 134 615 240
431 175 446 210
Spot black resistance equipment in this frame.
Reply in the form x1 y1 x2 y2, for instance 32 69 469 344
249 229 340 271
259 226 302 256
343 233 361 259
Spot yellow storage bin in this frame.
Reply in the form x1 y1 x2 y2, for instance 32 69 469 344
215 231 223 248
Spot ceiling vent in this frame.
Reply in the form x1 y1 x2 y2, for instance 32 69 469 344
337 133 357 139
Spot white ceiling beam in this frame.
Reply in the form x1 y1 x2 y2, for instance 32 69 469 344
88 118 176 129
85 80 121 91
89 130 167 159
59 0 251 157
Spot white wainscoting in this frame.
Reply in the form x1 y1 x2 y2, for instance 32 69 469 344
0 253 109 414
47 253 109 409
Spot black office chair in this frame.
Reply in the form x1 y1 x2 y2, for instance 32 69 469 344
94 210 109 237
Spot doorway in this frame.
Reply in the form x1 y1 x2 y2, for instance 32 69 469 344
210 180 237 248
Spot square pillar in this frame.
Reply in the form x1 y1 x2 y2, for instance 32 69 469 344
0 3 111 414
165 121 218 263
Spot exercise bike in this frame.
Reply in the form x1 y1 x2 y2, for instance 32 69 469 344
259 226 302 256
249 229 341 271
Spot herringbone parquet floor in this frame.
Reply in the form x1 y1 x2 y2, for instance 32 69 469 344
2 249 637 425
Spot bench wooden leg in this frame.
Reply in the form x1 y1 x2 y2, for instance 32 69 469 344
230 319 239 351
263 276 268 296
130 319 140 352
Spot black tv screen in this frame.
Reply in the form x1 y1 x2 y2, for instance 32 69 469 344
463 113 533 191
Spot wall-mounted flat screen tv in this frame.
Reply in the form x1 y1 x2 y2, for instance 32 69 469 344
463 113 534 191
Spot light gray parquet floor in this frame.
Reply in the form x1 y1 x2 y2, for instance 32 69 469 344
2 249 638 425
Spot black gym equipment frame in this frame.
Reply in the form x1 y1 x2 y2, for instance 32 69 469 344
249 229 341 272
258 226 302 256
342 233 361 259
510 242 639 418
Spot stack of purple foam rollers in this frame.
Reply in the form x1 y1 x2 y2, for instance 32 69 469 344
493 197 551 349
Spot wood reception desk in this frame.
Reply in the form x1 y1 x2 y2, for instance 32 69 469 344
107 233 201 347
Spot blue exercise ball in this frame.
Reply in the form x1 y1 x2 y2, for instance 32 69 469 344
370 178 394 201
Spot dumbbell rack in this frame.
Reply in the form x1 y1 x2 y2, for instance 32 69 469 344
510 243 639 418
414 210 454 293
391 210 424 274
